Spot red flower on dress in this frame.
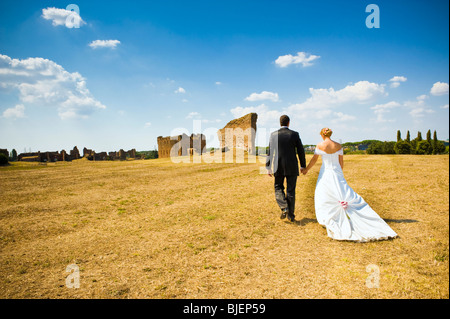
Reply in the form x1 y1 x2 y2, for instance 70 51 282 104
339 201 348 209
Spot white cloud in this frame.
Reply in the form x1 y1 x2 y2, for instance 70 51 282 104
403 95 434 118
89 40 121 49
185 111 221 125
245 91 279 102
2 104 25 119
389 76 407 83
409 108 435 118
186 111 200 119
0 54 106 119
389 75 407 88
275 52 320 68
332 111 356 122
230 104 282 127
282 81 386 125
417 94 428 101
371 101 401 111
201 118 222 124
430 81 449 96
42 7 85 28
288 81 386 113
175 87 186 94
145 122 152 127
441 104 449 109
215 81 222 85
371 101 401 122
390 82 401 88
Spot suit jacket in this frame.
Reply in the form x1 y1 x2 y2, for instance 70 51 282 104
266 127 306 176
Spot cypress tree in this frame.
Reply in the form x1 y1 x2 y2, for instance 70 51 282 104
432 131 446 154
426 129 432 143
397 130 402 142
406 131 411 142
433 131 438 154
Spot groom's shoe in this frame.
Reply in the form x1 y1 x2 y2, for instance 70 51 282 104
287 213 295 222
280 208 288 219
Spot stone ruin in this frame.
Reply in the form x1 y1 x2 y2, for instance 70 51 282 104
0 149 8 158
157 133 206 158
17 146 136 162
217 112 258 154
17 146 81 162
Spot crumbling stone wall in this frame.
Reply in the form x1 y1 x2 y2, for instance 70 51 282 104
70 146 80 160
83 147 94 158
157 134 206 158
18 146 136 162
217 113 257 154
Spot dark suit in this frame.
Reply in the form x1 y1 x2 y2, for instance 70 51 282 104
266 127 306 219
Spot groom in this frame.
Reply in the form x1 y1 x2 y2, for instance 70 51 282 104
266 115 306 222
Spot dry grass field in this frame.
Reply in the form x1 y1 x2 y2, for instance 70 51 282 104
0 154 448 299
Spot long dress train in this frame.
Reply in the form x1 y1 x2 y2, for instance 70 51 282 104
314 147 397 242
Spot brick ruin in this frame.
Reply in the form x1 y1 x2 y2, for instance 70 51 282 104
17 146 137 162
217 112 258 154
157 133 206 158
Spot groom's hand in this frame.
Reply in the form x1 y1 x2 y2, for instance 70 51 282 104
267 169 273 177
300 167 307 175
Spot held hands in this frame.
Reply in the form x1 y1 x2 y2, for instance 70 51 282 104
267 168 307 176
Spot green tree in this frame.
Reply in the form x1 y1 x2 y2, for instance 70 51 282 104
11 149 17 161
397 130 402 142
416 140 433 155
426 129 432 143
0 153 8 166
432 131 438 154
432 131 446 154
417 131 423 141
394 140 412 154
406 131 411 142
367 141 383 154
382 141 396 154
410 131 423 154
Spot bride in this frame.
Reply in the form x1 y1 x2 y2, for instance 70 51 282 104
303 128 397 242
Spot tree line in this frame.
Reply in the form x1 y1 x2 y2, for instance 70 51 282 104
367 130 447 155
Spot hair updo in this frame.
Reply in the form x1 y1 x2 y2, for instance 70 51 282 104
320 127 333 137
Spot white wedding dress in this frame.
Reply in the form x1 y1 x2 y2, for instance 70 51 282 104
314 147 397 242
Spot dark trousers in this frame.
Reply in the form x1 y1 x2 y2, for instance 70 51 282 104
274 175 297 217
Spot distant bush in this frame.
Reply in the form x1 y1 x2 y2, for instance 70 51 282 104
394 140 412 154
367 141 383 154
367 141 396 155
0 153 8 166
416 140 433 155
344 150 366 155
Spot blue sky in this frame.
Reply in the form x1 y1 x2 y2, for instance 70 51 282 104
0 0 448 152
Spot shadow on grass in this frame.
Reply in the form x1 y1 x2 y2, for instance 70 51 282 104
284 217 317 226
384 219 419 224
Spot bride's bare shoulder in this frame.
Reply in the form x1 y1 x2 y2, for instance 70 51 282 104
315 142 325 150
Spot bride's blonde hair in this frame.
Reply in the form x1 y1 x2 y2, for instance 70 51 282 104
320 127 333 138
